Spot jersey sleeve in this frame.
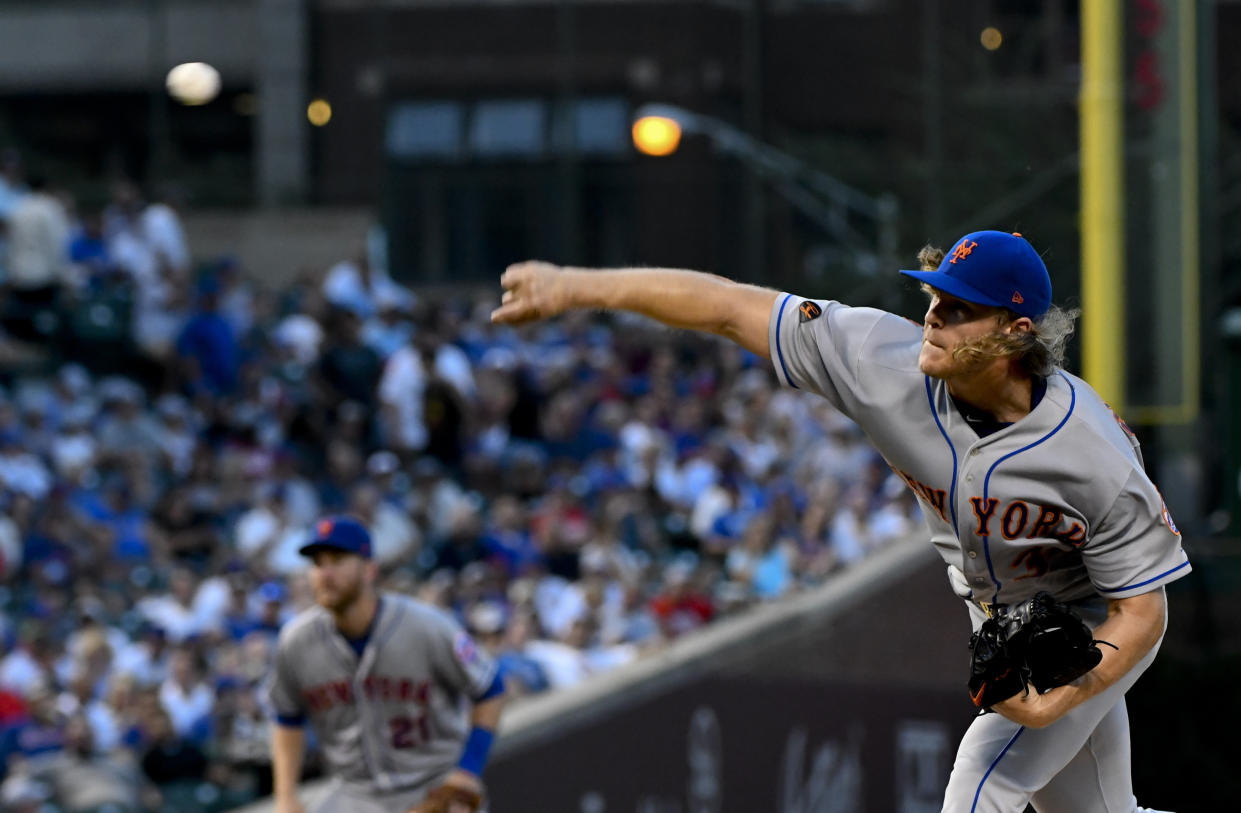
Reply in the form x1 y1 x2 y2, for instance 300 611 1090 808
426 609 499 700
767 293 916 416
1082 468 1191 598
264 633 307 724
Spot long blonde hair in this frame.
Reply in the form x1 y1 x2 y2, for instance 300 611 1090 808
917 245 1080 376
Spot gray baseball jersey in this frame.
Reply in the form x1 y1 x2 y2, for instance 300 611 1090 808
768 295 1189 609
768 294 1189 810
266 592 497 796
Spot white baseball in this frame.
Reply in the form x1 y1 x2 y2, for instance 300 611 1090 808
165 62 221 106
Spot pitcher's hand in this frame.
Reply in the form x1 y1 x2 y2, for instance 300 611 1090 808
491 261 577 325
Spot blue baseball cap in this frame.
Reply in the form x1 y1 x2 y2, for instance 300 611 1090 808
299 515 373 559
898 231 1052 320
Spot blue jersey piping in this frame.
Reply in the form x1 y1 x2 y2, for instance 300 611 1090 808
980 371 1076 603
925 377 959 531
1098 559 1191 593
971 726 1026 812
774 293 797 389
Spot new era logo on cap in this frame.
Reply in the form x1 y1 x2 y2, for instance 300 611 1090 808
897 230 1052 320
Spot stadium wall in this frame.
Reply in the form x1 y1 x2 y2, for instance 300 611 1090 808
181 208 375 285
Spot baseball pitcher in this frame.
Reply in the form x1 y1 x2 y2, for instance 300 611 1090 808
266 516 506 813
491 230 1188 812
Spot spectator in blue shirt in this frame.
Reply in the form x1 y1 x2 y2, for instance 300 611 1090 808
0 683 64 775
175 275 239 396
68 211 112 282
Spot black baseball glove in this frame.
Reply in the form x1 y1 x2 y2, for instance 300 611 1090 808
968 591 1116 709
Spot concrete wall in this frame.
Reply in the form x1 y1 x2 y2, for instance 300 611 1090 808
182 207 374 285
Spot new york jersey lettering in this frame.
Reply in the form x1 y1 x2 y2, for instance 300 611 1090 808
970 498 1080 546
894 468 949 523
970 498 999 536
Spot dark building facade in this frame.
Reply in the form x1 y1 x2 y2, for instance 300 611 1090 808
3 0 1237 295
308 0 1239 304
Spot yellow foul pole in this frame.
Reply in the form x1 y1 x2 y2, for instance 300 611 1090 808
1080 0 1125 409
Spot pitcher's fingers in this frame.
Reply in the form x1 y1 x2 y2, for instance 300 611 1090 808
490 301 529 324
500 265 530 288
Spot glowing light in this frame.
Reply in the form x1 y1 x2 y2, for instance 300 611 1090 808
631 115 682 157
307 98 332 127
981 27 1003 51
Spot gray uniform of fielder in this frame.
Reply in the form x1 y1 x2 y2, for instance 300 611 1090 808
769 294 1190 812
266 592 498 813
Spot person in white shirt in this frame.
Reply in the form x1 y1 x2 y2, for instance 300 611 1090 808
0 429 53 500
140 187 190 280
233 487 311 576
4 176 69 296
111 624 170 689
0 625 57 695
158 649 213 739
378 340 428 453
136 568 210 644
322 248 414 320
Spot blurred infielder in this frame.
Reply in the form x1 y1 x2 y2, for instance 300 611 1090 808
267 516 506 813
492 230 1188 812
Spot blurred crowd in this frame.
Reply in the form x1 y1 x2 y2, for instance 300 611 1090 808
0 152 919 813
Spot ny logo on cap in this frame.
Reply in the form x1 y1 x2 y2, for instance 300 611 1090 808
317 518 334 537
949 240 979 264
